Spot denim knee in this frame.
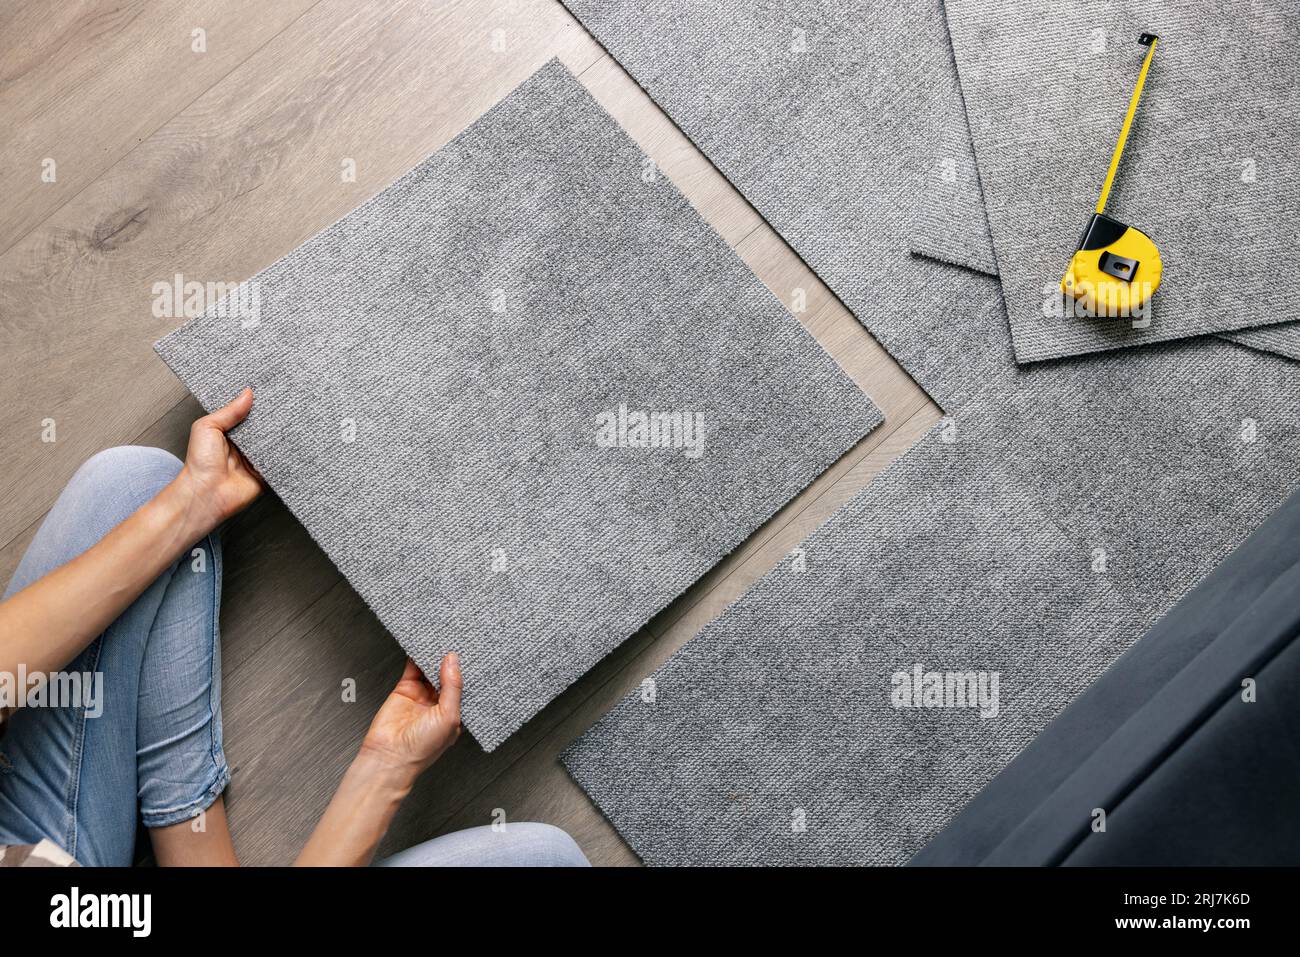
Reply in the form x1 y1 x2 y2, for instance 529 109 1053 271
72 446 182 517
506 823 591 867
4 447 186 600
376 822 591 867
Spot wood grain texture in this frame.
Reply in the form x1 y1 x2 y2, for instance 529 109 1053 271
0 0 321 250
1 0 941 866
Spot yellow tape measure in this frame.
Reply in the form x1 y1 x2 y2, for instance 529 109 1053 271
1061 32 1163 317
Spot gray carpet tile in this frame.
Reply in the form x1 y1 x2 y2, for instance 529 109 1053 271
154 60 882 752
908 0 1300 361
1008 338 1300 621
562 0 1015 410
560 0 1300 864
1221 324 1300 363
908 0 999 278
565 338 1300 864
565 400 1143 866
935 0 1300 362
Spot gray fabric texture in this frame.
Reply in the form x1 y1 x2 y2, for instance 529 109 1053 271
565 338 1300 865
934 0 1300 363
560 0 1300 864
154 60 882 752
911 483 1300 866
908 0 999 277
909 1 1300 366
562 0 1015 411
1222 323 1300 363
569 403 1139 866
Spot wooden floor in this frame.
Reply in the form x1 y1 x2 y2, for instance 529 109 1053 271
0 0 939 865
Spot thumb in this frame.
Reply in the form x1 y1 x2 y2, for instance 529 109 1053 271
201 387 254 432
437 652 462 723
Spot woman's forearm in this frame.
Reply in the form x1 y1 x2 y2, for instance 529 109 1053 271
0 473 213 681
1 391 261 687
298 656 462 866
295 751 416 866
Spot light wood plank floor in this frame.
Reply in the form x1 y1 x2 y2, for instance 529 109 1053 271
0 0 940 865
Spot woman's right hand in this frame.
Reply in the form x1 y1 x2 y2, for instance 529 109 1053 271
359 654 463 784
296 655 464 866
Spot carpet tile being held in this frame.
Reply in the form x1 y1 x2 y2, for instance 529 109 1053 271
155 60 881 751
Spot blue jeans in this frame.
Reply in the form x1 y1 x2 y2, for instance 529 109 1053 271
0 447 228 865
0 446 589 867
379 824 590 867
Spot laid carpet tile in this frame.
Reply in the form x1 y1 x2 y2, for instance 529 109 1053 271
559 0 1300 863
565 402 1142 866
562 0 1013 411
909 2 1300 365
154 60 882 752
938 0 1300 363
999 337 1300 622
565 336 1300 864
1221 324 1300 363
908 0 999 278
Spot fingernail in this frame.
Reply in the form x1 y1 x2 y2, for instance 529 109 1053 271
448 652 460 673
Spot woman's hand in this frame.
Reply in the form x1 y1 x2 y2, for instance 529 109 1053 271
360 654 463 783
296 654 462 865
0 387 265 685
172 387 265 536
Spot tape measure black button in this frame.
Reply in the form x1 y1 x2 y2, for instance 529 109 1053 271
1098 250 1140 282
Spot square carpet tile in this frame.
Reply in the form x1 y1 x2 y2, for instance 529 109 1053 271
564 332 1300 864
155 59 881 751
562 0 1016 411
931 0 1300 363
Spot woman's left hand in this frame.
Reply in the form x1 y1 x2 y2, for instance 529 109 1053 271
173 387 265 535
